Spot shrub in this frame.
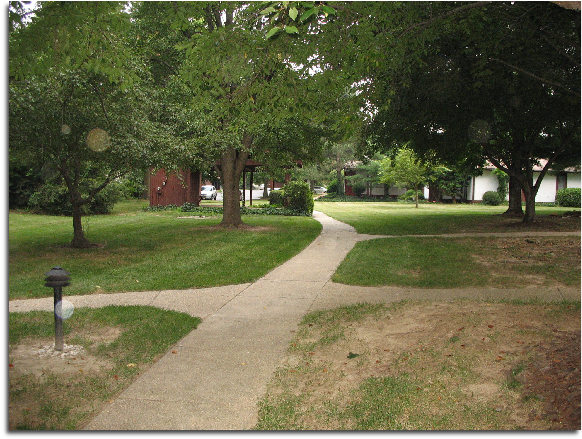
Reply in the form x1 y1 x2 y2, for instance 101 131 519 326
281 181 314 215
481 191 502 206
28 183 72 215
556 188 581 208
269 189 284 206
351 181 367 197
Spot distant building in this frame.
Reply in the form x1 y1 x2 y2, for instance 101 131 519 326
467 161 581 203
148 168 202 207
343 159 581 203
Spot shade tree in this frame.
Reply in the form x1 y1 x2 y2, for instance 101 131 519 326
361 2 580 223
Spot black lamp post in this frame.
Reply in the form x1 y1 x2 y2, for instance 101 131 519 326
44 266 71 351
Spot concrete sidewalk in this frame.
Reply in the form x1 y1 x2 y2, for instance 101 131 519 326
8 211 580 430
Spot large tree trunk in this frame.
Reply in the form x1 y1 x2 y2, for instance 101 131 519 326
219 146 249 227
503 175 524 216
521 183 537 225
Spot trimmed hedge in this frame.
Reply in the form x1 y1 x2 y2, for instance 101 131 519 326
481 191 501 206
556 188 581 208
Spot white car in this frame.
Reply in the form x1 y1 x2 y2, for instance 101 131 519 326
313 186 327 194
200 185 217 200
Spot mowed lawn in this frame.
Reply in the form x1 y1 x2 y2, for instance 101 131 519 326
314 201 578 235
9 200 321 300
314 201 581 288
9 200 580 299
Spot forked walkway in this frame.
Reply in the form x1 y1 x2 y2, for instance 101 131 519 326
8 211 580 430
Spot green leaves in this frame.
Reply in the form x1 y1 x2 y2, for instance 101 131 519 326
266 26 282 39
380 146 428 208
298 6 319 22
259 1 336 39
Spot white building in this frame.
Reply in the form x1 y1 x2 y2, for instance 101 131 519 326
468 161 581 203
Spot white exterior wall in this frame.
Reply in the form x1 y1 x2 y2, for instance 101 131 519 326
535 172 558 203
470 170 502 201
568 173 581 189
469 169 581 203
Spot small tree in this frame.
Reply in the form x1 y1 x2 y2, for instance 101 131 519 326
10 73 153 248
380 146 428 208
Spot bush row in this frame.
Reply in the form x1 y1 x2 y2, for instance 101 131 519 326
143 203 311 217
481 188 581 207
316 194 396 202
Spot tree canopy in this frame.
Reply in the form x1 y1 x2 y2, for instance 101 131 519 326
357 1 580 222
9 1 580 230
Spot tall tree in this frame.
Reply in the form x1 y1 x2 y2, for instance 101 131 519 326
9 72 154 247
362 2 580 223
146 1 351 226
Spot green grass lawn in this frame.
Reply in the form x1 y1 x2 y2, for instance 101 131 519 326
314 201 579 235
316 202 580 288
9 200 321 300
9 199 581 430
332 236 581 288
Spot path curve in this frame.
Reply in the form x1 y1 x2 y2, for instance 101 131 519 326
9 211 580 430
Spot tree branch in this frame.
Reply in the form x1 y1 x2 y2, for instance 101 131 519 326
489 57 581 98
91 82 110 123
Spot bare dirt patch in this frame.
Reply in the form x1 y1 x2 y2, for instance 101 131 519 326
8 326 124 430
473 237 580 287
265 302 580 430
10 341 113 380
9 326 121 380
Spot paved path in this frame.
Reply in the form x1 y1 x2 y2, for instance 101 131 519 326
8 212 580 430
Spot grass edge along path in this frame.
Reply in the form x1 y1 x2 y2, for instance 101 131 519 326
9 205 322 300
8 305 201 430
314 201 580 235
332 235 581 288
